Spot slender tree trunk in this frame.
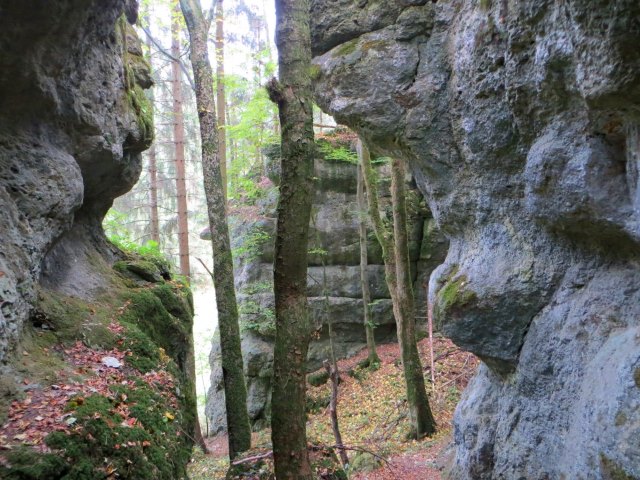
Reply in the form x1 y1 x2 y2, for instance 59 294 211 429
323 360 349 468
358 140 436 439
215 0 227 200
427 285 436 386
179 0 251 459
171 9 191 279
142 16 160 244
357 152 379 365
267 1 314 478
148 144 160 243
391 157 436 438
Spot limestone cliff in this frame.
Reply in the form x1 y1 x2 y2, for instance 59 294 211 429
0 1 196 477
204 137 448 433
311 1 640 478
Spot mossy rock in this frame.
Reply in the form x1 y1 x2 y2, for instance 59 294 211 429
435 266 477 321
114 259 164 283
349 451 383 473
1 387 192 480
308 369 330 387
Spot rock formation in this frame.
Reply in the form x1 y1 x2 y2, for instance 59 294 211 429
0 1 196 476
204 137 448 432
311 1 640 478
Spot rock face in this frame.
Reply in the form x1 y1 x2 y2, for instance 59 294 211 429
205 140 448 433
0 0 151 364
0 2 198 477
311 1 640 478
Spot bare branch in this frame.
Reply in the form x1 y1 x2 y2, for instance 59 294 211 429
231 451 273 465
140 25 195 91
196 257 214 279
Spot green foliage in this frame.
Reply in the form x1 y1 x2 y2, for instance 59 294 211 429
317 140 358 164
238 300 276 337
241 281 273 295
232 227 271 261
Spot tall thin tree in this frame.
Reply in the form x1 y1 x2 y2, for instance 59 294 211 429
358 139 436 438
142 9 160 244
179 0 251 459
356 151 379 366
266 0 315 477
171 6 191 279
215 0 227 200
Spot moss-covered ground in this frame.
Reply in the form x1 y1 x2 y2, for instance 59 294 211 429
0 252 196 480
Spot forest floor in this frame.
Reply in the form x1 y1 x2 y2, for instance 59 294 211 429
189 336 478 479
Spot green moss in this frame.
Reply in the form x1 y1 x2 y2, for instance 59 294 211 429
634 367 640 388
119 287 190 372
2 386 191 480
307 370 330 387
33 289 116 348
360 39 389 54
600 455 635 480
434 266 477 322
309 63 322 81
334 38 359 57
479 0 492 11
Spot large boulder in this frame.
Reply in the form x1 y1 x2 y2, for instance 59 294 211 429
310 0 640 478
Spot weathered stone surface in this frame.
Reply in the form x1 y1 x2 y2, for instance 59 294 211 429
205 151 448 431
0 1 152 366
311 0 640 477
0 0 154 415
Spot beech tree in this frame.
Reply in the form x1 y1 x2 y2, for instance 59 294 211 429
358 139 436 438
179 0 251 459
266 0 315 477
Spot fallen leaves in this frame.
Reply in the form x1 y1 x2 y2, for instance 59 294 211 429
0 323 178 457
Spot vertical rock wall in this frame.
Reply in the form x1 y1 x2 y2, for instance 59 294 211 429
205 141 448 433
310 1 640 478
0 0 152 364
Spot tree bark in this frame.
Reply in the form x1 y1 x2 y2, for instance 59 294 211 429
356 148 379 365
215 0 227 200
179 0 251 459
358 140 436 439
390 156 436 438
142 15 160 244
148 144 160 244
267 0 315 478
323 360 349 468
171 9 191 279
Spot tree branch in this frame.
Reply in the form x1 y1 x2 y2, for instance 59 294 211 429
196 257 214 280
140 25 196 91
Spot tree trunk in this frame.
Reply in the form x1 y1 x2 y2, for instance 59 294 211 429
148 144 160 244
390 156 436 438
267 0 314 478
179 0 251 459
215 0 227 200
356 149 379 365
171 9 191 279
323 360 349 468
358 140 436 439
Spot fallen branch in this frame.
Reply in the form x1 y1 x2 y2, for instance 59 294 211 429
231 450 273 465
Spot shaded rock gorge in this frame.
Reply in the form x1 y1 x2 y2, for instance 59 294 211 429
204 134 448 433
310 0 640 478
